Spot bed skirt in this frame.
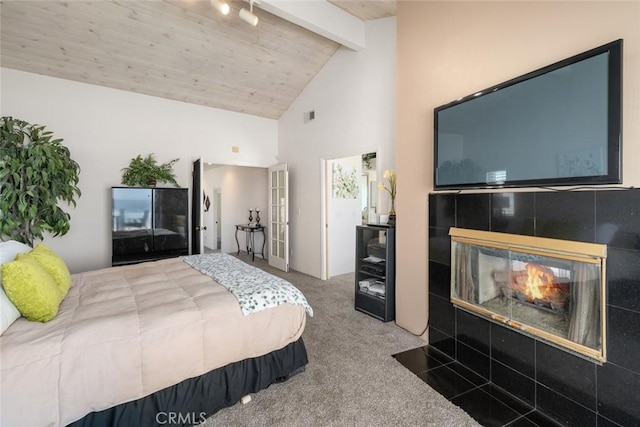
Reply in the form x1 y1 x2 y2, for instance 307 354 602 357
68 338 308 427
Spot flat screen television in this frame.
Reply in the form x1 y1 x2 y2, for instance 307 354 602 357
434 39 622 190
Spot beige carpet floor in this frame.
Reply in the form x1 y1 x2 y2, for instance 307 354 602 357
202 253 480 427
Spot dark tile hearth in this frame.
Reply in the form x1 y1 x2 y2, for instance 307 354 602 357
393 345 561 427
427 189 640 427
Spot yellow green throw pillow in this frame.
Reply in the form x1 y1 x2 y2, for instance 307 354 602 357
28 243 71 298
1 255 63 322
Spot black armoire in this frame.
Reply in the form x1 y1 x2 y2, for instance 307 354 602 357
111 187 189 266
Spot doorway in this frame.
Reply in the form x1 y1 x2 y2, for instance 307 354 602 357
361 152 378 224
322 151 377 279
203 187 220 254
201 163 269 256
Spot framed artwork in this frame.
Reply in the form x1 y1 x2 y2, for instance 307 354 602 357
332 163 359 199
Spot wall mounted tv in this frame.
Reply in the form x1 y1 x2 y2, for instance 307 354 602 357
434 39 622 190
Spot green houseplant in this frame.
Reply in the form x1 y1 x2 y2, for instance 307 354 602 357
121 154 179 187
0 116 82 246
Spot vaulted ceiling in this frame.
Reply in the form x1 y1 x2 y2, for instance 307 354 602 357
0 1 395 119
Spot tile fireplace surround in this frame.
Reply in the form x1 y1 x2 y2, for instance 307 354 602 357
428 189 640 426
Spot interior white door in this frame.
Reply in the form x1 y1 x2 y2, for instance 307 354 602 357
327 155 362 277
268 163 289 271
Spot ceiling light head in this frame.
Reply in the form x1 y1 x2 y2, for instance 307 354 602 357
211 0 230 16
239 7 258 26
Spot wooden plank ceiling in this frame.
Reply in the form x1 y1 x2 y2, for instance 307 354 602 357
0 0 395 119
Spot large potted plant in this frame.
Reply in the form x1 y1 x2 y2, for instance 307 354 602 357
121 154 180 187
0 116 82 246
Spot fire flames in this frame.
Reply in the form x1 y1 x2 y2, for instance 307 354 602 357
524 263 554 300
511 263 570 309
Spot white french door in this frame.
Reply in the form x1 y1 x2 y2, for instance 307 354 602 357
268 163 289 271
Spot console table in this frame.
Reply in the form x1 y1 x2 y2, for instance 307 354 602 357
235 224 266 261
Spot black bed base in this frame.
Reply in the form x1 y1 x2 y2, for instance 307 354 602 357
68 339 308 427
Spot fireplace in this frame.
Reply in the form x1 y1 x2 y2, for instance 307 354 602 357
450 227 607 362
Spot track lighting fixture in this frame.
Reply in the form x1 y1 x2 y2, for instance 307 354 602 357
211 0 230 16
211 0 259 27
239 0 259 26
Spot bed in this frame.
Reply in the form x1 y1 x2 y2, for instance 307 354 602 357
0 252 311 427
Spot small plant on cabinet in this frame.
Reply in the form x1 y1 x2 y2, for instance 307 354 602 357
121 154 179 187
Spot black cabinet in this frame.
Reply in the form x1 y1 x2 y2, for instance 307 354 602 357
112 187 189 266
355 225 395 322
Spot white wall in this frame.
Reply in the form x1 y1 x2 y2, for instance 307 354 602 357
1 69 278 273
204 166 268 255
278 17 397 278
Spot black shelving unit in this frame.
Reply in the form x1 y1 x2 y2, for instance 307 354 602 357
355 224 395 322
111 187 189 266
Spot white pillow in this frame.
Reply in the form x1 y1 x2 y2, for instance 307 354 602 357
1 240 33 335
0 289 21 335
0 240 32 264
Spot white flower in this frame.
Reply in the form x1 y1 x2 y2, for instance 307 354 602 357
378 169 396 200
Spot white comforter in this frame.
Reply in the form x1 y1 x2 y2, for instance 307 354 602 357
0 257 307 426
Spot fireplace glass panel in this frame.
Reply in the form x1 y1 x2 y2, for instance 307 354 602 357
450 228 606 362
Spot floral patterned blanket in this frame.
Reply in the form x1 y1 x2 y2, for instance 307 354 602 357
182 253 313 317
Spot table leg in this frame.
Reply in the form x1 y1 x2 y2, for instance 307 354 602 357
251 231 256 261
260 228 266 259
235 227 240 255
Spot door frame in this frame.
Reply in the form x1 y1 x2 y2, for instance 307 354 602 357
212 187 221 251
190 158 204 255
320 158 328 280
